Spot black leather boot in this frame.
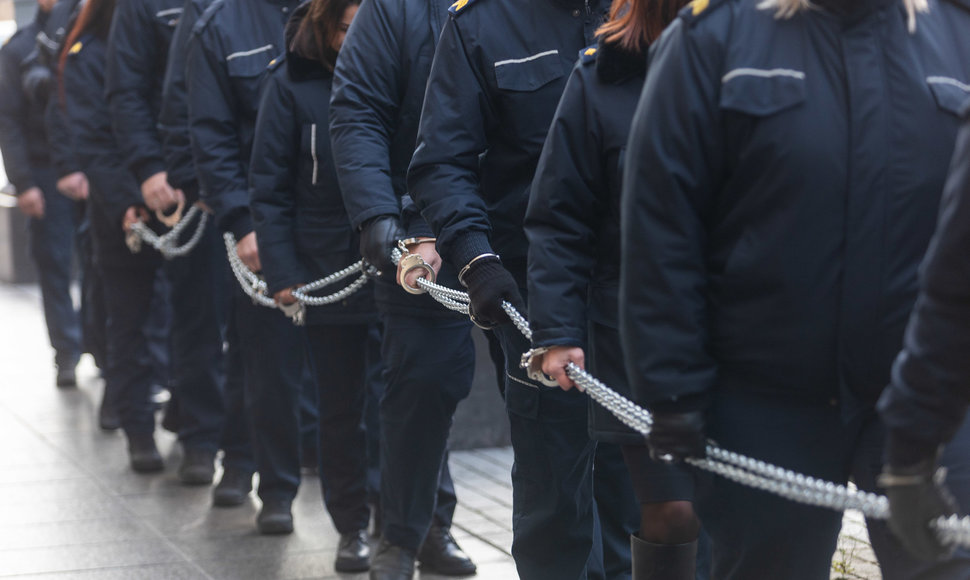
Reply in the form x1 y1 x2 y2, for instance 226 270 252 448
335 529 371 572
631 535 697 580
127 433 163 473
417 522 476 576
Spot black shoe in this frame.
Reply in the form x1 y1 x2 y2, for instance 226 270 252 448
55 364 77 388
212 467 252 507
418 523 477 576
178 447 215 485
256 497 294 534
127 433 164 473
160 395 179 433
369 539 415 580
98 399 121 431
335 529 371 572
631 535 697 580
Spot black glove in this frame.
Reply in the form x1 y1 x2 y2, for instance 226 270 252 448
647 408 707 462
881 452 957 561
359 215 404 274
460 257 525 328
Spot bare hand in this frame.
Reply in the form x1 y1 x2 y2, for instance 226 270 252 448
141 171 180 212
274 285 302 305
540 346 586 391
122 206 149 232
398 239 441 289
56 172 89 200
16 187 45 218
236 231 261 272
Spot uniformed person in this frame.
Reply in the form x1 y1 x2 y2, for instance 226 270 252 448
329 0 481 577
185 0 315 534
58 0 164 472
249 0 378 569
618 0 970 577
104 0 251 492
524 0 710 577
877 115 970 563
406 0 639 577
0 0 83 389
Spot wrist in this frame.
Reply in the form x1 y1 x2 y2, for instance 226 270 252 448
886 429 942 471
458 253 501 286
450 231 493 268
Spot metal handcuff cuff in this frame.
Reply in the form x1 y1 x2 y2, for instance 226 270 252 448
396 238 437 294
155 196 185 228
520 346 563 387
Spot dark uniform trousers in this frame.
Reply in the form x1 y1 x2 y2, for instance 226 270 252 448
493 265 637 580
696 392 970 580
163 219 250 460
304 323 381 533
29 167 82 370
379 310 471 552
77 210 108 368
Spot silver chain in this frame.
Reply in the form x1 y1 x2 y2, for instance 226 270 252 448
389 250 970 549
128 205 209 259
223 233 372 324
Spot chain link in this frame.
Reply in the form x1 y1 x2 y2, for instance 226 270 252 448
389 250 970 549
129 205 209 259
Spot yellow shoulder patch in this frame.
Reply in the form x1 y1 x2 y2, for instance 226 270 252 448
584 47 596 56
68 41 83 54
450 0 469 12
692 0 709 15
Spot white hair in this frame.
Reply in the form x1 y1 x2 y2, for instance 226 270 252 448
757 0 929 32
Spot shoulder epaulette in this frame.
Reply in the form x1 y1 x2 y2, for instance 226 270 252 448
267 53 285 70
679 0 730 25
579 45 597 65
448 0 482 17
194 0 226 33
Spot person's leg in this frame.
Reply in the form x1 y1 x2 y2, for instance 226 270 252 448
164 222 232 483
100 263 160 469
592 442 639 580
29 171 81 379
364 323 384 520
852 412 970 580
378 314 475 552
495 322 597 580
697 392 846 580
77 206 108 369
145 269 173 390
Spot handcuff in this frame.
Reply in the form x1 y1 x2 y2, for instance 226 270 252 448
520 346 562 387
396 238 437 294
155 196 185 228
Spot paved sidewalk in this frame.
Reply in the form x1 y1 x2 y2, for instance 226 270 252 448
0 282 880 579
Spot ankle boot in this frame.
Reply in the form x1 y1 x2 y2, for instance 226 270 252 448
631 534 697 580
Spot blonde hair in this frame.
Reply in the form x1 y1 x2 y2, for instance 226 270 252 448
757 0 929 32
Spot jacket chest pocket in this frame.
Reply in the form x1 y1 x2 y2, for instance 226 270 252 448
226 47 275 116
153 8 181 56
927 76 970 118
493 50 566 140
719 68 806 117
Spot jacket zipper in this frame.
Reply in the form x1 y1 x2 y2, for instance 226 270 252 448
310 123 319 185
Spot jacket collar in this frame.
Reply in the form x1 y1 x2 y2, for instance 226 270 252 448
595 38 645 84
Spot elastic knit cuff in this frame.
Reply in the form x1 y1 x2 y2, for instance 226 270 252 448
227 212 254 241
886 429 943 469
450 231 493 268
133 157 167 187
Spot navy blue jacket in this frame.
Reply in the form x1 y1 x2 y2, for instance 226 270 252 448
63 34 160 267
158 0 211 199
249 5 374 325
40 0 83 179
525 41 644 442
878 117 970 457
618 0 970 413
329 0 460 317
105 0 183 185
0 11 51 193
407 0 610 274
186 0 299 239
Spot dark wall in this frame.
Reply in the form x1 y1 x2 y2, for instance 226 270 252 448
449 327 511 450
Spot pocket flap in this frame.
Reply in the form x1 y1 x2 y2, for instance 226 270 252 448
494 50 563 92
927 76 970 117
226 45 275 77
720 68 806 117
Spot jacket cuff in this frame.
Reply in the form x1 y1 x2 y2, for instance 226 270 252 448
531 329 587 352
133 158 168 187
226 212 254 240
885 428 942 470
351 204 401 231
13 180 38 195
450 231 493 268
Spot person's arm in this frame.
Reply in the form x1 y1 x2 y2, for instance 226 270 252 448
186 19 252 239
329 0 404 229
407 16 495 269
879 122 970 460
105 0 167 185
45 91 84 181
0 46 38 194
618 19 725 457
248 72 306 297
159 0 202 194
524 65 602 389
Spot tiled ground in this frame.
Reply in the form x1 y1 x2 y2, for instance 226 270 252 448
0 282 880 579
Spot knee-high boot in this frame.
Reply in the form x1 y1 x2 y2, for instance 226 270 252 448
631 534 697 580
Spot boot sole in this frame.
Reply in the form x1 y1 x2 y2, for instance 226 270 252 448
334 558 370 573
